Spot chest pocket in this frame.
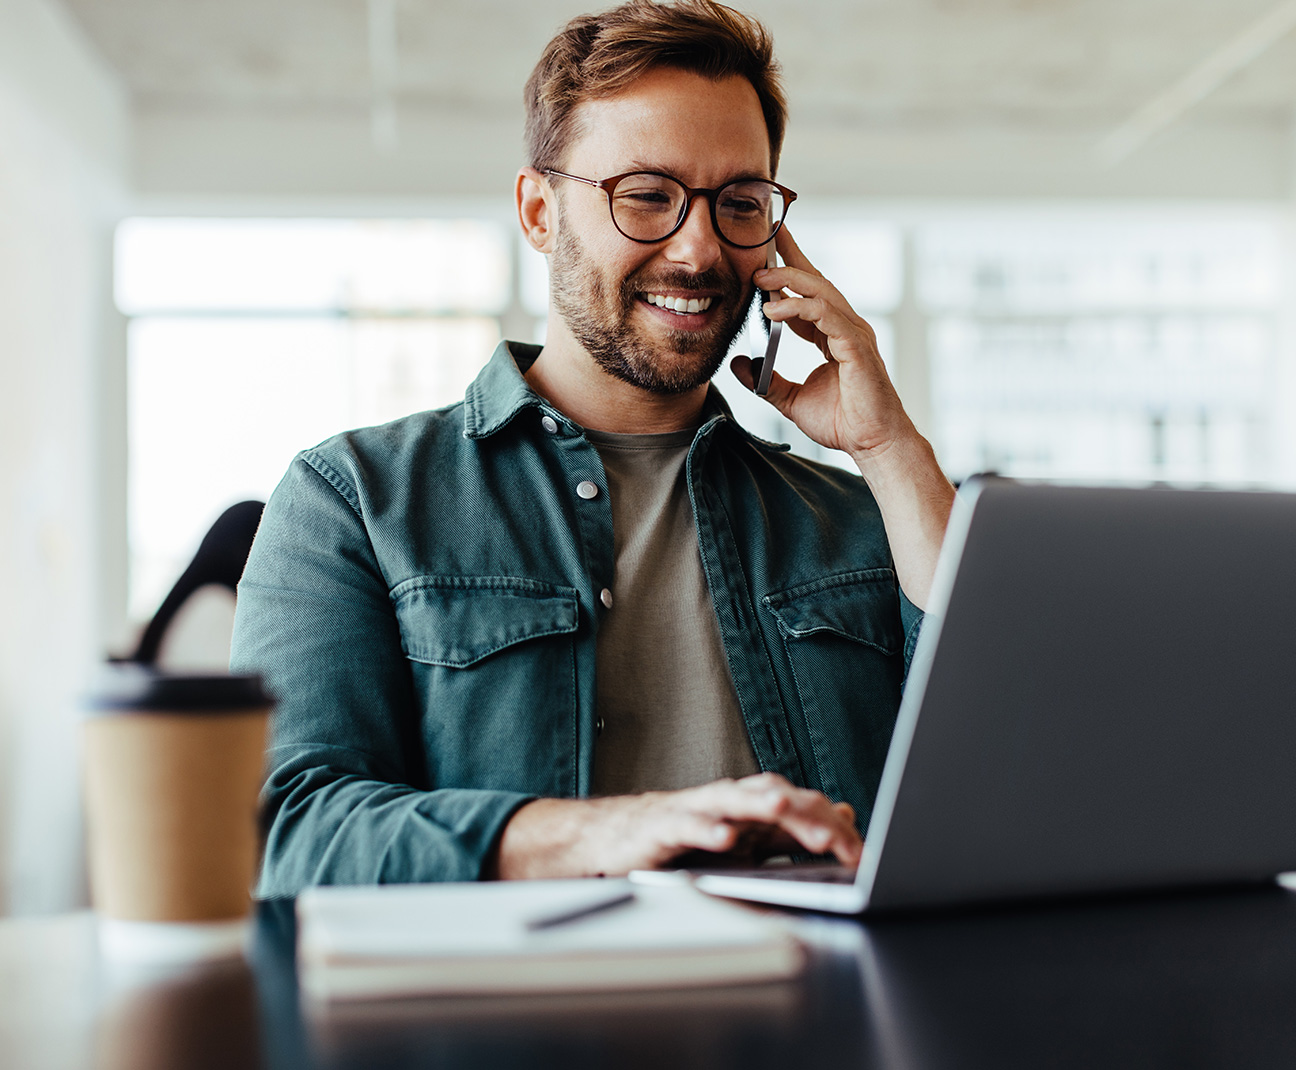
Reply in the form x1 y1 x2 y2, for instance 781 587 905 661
762 569 903 822
391 576 581 796
763 570 901 654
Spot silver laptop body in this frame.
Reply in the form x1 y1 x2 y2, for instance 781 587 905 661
693 478 1296 913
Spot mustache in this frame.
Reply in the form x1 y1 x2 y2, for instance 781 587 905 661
620 267 743 301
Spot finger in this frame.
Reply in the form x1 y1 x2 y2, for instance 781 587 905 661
633 778 782 864
780 314 823 349
755 785 863 864
764 294 870 359
782 815 861 863
648 808 742 861
744 300 824 351
774 225 821 278
783 815 862 865
732 771 794 793
724 822 803 860
757 231 847 310
730 354 800 405
732 357 803 420
729 353 759 393
707 777 863 865
760 278 848 321
684 776 800 824
756 263 844 308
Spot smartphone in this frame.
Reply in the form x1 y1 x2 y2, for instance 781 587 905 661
755 243 781 396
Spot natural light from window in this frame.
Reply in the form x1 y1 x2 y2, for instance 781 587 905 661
116 209 1292 622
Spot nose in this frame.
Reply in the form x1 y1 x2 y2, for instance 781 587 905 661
661 194 723 273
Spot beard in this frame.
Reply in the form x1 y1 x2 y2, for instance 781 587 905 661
549 224 756 396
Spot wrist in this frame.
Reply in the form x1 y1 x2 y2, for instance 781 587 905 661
848 431 956 611
849 427 936 489
493 798 579 880
492 796 626 880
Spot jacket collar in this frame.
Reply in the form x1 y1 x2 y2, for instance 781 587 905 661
463 339 788 453
462 341 550 439
697 385 791 454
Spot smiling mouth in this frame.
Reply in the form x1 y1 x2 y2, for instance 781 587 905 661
641 292 715 315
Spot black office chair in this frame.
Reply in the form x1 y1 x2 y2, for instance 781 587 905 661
129 500 265 665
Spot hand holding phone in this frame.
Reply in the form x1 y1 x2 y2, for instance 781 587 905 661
754 243 781 396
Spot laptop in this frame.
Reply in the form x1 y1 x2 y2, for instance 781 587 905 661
687 478 1296 913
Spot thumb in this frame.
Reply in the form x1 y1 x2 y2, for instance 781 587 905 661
729 354 797 416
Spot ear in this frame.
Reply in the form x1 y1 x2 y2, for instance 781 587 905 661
516 167 558 254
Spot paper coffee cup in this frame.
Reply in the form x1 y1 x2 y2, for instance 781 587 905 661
83 667 273 953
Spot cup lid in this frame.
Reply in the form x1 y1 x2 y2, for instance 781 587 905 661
86 664 275 714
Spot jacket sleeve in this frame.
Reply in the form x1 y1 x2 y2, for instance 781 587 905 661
899 586 925 680
231 451 535 896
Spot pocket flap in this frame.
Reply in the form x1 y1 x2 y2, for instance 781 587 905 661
391 577 579 668
763 569 900 655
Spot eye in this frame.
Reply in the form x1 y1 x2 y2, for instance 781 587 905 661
719 195 762 216
718 182 774 218
619 189 674 206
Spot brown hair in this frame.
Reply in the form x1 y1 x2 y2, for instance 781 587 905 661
524 0 787 176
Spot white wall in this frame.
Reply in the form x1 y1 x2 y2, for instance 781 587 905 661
130 103 1294 204
1278 125 1296 485
0 0 129 914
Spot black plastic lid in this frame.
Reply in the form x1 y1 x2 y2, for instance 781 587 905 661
85 664 275 714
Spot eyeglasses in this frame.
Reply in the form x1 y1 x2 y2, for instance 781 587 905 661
543 169 797 249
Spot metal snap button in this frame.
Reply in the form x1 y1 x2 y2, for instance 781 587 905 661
600 588 613 609
541 415 559 434
576 480 599 500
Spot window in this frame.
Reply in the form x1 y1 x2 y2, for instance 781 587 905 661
920 215 1281 484
117 209 1292 621
117 218 514 618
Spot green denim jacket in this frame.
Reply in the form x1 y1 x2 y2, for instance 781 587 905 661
232 341 923 896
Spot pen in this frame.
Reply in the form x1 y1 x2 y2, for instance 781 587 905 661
524 889 637 931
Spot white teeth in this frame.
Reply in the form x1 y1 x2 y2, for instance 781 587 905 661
644 293 713 314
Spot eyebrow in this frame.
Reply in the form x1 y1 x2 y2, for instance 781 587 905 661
625 161 774 184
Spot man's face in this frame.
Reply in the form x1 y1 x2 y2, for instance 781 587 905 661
548 68 772 396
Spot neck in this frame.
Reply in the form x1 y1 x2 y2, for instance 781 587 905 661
523 321 710 435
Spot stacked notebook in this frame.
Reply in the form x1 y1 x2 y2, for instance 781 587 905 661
296 879 802 1003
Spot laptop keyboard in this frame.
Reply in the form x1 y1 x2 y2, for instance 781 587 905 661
692 862 857 884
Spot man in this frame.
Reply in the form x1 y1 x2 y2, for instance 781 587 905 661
232 0 955 894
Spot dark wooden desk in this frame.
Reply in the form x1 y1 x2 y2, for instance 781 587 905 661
5 886 1296 1069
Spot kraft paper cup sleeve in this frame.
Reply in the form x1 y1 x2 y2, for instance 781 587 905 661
82 666 275 959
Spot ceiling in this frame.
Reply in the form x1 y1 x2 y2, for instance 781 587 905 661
56 0 1296 201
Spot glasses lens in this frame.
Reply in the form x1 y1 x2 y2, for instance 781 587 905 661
609 173 687 242
716 181 786 247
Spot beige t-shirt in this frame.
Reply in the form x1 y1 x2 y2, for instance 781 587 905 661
588 427 760 796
